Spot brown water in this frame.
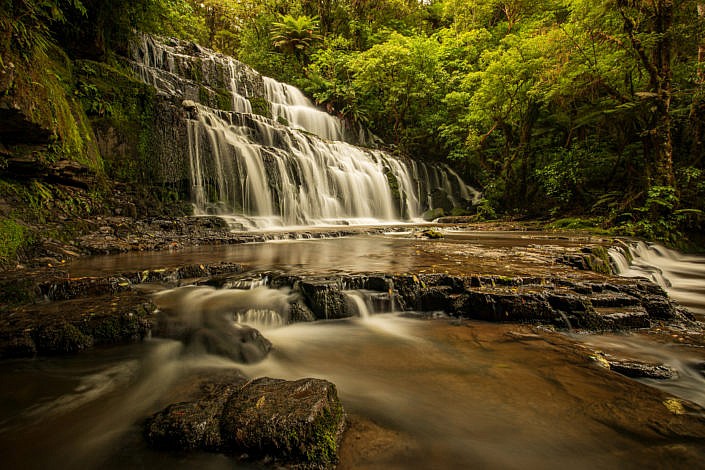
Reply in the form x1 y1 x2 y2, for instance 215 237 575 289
66 230 604 277
2 231 705 469
2 316 704 469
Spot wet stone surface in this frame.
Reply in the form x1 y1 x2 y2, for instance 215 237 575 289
145 374 345 469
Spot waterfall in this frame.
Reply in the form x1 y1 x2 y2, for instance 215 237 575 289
130 34 479 230
609 241 705 316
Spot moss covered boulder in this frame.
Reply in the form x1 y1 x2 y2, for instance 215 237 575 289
145 375 345 469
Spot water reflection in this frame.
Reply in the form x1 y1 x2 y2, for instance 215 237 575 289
67 231 603 278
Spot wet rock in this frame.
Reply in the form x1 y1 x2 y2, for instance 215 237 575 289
221 377 345 468
145 375 345 469
31 262 246 303
556 246 612 275
419 286 455 312
607 359 677 380
145 372 246 451
146 400 225 451
33 322 94 354
184 324 272 363
597 309 651 329
299 279 350 320
589 293 641 308
342 274 392 292
421 208 445 222
419 273 466 292
416 228 444 239
639 295 678 321
390 274 423 311
39 276 133 301
289 300 316 323
0 292 153 358
460 291 556 323
547 292 593 314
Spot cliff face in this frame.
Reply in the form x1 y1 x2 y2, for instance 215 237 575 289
0 37 191 266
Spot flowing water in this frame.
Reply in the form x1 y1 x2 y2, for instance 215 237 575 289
130 35 478 230
609 241 705 317
2 233 705 468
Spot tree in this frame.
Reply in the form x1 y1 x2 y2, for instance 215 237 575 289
349 32 445 150
271 13 322 63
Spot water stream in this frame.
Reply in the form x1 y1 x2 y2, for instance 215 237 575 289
2 233 705 468
610 241 705 316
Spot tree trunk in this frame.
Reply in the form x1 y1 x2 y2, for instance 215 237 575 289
619 0 675 187
651 0 675 187
690 3 705 165
699 3 705 82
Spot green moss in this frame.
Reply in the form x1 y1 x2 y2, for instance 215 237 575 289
303 400 343 466
586 245 612 275
385 169 400 202
75 59 158 183
249 97 270 118
549 217 608 232
33 322 93 354
419 228 444 239
451 207 471 217
422 208 445 221
197 86 231 111
188 57 203 82
0 218 28 262
2 45 102 171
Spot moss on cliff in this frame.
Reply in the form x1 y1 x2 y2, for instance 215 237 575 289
1 43 102 170
74 59 158 183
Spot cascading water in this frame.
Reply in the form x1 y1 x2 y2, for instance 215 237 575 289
609 241 705 317
130 34 479 230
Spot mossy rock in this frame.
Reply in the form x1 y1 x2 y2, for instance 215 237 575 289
421 208 445 221
249 97 270 118
33 322 94 354
220 377 345 468
145 376 346 469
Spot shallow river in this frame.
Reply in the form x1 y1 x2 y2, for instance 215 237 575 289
2 231 705 469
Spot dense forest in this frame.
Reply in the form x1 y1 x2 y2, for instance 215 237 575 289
1 0 705 261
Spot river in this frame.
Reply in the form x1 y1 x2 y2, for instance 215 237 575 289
1 231 704 469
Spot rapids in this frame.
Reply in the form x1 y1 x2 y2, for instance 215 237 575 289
610 241 705 317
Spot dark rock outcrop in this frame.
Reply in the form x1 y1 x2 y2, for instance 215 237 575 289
270 272 687 332
145 375 345 469
298 279 349 320
0 291 153 358
607 359 677 380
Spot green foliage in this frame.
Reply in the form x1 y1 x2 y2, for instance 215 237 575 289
0 0 86 61
549 217 603 230
271 14 322 61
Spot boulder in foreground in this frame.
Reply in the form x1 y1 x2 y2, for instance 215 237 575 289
145 375 345 469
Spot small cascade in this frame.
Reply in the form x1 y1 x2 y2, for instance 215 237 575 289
345 290 372 319
609 241 705 316
344 289 395 318
264 77 346 142
236 309 286 330
129 34 479 230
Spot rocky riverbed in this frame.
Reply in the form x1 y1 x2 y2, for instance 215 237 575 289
2 224 705 468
